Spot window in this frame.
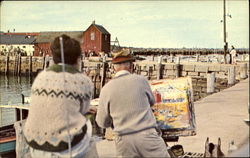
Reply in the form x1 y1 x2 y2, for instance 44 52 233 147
90 32 95 40
23 46 26 48
105 35 107 41
2 46 4 48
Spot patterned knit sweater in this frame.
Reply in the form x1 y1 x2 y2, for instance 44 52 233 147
24 64 93 146
96 71 157 135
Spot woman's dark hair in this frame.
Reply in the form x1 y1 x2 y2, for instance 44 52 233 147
50 34 81 65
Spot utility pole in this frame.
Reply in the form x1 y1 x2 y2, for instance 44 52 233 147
223 0 228 64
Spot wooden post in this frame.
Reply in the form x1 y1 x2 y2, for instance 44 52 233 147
96 63 101 76
29 56 32 77
79 55 83 72
17 54 21 76
196 54 199 62
241 54 245 61
147 65 151 80
170 54 173 63
101 56 107 88
42 55 46 70
240 63 247 79
157 55 163 80
49 58 54 67
207 72 215 93
176 56 180 64
82 61 84 73
206 56 209 62
228 66 235 85
138 66 141 75
175 56 180 78
5 55 9 76
14 55 18 76
94 64 101 97
44 55 50 70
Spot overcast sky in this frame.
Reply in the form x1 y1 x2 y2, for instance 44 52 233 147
0 0 249 48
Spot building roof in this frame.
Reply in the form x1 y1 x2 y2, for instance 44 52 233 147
3 32 40 36
35 31 84 43
93 24 110 35
0 34 36 44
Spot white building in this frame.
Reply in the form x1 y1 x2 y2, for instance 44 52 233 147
0 34 36 56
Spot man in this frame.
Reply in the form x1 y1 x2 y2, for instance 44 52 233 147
230 45 237 64
96 49 170 157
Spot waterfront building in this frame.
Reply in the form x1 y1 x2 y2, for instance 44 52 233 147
0 21 111 57
33 31 84 56
0 34 36 56
83 21 111 56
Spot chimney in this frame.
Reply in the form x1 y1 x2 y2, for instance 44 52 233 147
92 20 95 24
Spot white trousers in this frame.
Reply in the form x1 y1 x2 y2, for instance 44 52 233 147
114 128 170 158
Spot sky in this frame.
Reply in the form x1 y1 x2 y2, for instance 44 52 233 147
0 0 249 48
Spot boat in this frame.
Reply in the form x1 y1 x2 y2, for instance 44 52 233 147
0 95 29 156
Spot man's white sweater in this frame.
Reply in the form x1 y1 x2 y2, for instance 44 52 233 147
96 70 157 135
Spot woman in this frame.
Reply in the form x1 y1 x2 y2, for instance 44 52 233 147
23 34 98 158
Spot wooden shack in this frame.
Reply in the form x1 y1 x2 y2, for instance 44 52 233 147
82 21 110 56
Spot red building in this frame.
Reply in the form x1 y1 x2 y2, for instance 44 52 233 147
34 31 84 56
2 21 111 56
82 21 110 56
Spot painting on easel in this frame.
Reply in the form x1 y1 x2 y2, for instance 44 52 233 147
150 76 196 137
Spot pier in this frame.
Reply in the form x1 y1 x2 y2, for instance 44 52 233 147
0 55 249 101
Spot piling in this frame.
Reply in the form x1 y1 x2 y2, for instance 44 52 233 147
29 56 32 77
5 55 9 75
14 55 18 76
170 55 174 63
17 54 21 76
138 66 141 75
207 72 215 93
195 54 200 62
42 55 46 70
44 55 50 69
157 55 163 80
240 63 247 79
79 55 83 72
94 63 101 97
228 66 235 85
175 56 181 78
101 56 107 88
147 65 151 80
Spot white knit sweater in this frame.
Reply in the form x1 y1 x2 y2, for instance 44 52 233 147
24 64 93 146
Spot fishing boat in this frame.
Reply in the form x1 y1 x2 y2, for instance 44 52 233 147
0 95 29 156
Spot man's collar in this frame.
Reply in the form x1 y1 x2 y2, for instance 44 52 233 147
114 70 130 78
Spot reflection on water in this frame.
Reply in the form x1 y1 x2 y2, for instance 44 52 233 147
0 75 34 105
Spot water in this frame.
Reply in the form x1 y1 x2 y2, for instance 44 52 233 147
0 75 33 127
0 75 33 105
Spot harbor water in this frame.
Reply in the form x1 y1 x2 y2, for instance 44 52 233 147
0 75 33 127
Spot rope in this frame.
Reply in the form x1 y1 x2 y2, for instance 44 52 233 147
59 37 72 158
